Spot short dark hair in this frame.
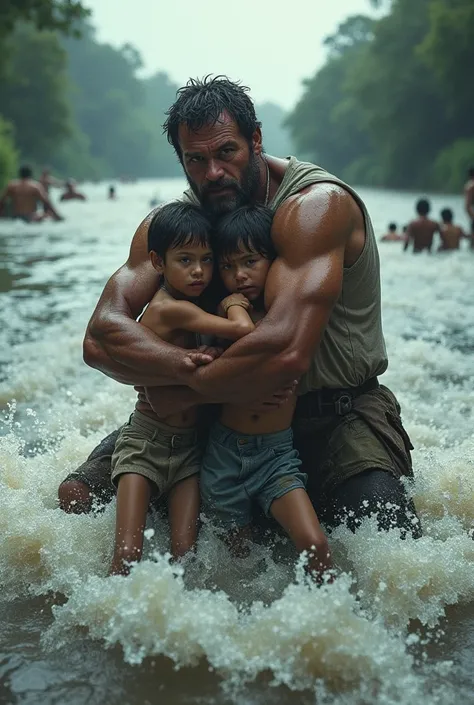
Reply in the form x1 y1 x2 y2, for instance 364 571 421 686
148 201 212 259
163 75 261 160
468 167 474 178
416 198 430 216
19 165 32 179
213 204 276 261
441 208 453 223
388 222 397 231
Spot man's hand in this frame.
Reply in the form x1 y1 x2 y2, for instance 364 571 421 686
183 345 224 369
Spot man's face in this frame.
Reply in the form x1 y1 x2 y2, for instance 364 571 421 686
178 112 262 218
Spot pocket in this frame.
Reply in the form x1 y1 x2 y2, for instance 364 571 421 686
386 411 414 456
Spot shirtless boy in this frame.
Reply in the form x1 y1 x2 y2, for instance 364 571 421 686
110 201 254 576
0 165 63 222
404 199 439 253
438 208 466 251
201 204 332 579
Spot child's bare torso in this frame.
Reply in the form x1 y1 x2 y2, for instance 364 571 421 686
219 307 296 435
136 288 199 427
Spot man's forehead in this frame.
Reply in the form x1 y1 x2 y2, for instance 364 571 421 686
178 111 241 147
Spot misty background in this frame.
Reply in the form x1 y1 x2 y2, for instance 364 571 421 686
0 0 472 192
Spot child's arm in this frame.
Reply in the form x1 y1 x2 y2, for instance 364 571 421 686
143 295 254 342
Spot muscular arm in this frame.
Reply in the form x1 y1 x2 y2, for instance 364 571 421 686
183 185 354 404
83 208 214 387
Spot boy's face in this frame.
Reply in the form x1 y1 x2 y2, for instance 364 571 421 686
151 242 214 299
218 248 272 301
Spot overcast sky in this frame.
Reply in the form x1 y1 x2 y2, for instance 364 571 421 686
85 0 377 110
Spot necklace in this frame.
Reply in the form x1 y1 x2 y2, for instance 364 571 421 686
263 156 270 206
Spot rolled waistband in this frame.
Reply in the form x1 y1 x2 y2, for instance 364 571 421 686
129 410 198 443
210 421 293 449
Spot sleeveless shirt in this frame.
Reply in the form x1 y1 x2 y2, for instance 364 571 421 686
183 157 388 391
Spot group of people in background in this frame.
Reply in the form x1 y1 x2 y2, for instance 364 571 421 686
380 167 474 253
0 165 120 222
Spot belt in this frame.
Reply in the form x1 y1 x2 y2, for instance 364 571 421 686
294 377 379 419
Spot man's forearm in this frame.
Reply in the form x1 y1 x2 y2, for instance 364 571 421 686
84 316 189 387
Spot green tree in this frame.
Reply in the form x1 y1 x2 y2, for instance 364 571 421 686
1 24 73 165
0 0 89 38
0 117 18 188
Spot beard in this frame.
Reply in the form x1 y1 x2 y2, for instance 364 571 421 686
186 150 261 220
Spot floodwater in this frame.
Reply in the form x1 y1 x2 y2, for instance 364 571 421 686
1 179 474 705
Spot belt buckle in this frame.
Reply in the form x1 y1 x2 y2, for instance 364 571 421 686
334 394 352 416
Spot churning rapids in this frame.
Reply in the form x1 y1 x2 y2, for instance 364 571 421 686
1 179 474 705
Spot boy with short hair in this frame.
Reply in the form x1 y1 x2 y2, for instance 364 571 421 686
202 204 332 580
380 222 403 242
438 208 466 251
110 201 254 576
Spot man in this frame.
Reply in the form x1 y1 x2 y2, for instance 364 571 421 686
404 199 439 253
438 208 466 251
464 167 474 249
60 180 86 202
0 165 63 222
58 76 420 539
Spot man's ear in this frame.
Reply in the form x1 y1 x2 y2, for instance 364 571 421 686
150 250 164 274
252 126 263 156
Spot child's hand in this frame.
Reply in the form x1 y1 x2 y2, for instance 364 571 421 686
220 293 251 316
184 345 224 369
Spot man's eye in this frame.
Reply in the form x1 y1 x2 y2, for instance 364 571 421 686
188 156 203 164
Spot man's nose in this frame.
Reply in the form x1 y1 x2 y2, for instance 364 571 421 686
205 160 225 182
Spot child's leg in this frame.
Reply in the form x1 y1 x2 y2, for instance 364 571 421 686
270 488 332 580
110 473 152 576
168 474 200 559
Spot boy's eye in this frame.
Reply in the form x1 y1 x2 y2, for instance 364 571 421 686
220 263 231 271
202 256 213 264
246 258 257 265
180 257 190 264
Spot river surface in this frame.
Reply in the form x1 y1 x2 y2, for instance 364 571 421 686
1 178 474 705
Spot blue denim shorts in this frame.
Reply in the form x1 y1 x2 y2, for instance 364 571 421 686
200 422 307 528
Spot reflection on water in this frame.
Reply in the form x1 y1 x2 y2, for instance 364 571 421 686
1 179 474 705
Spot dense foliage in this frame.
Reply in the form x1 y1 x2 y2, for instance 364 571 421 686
286 0 474 192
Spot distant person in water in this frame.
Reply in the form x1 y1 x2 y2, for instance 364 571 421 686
464 167 474 249
438 208 466 251
380 222 404 242
60 180 86 202
108 186 116 200
0 165 63 222
40 167 64 218
404 199 440 253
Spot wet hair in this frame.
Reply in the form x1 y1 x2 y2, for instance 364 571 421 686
147 201 212 259
213 204 276 261
416 198 430 216
163 75 261 160
441 208 453 223
19 165 32 179
388 222 397 232
468 167 474 178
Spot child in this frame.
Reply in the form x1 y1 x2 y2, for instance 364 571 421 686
438 208 467 251
110 202 254 576
380 222 403 242
201 204 333 581
404 199 440 253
